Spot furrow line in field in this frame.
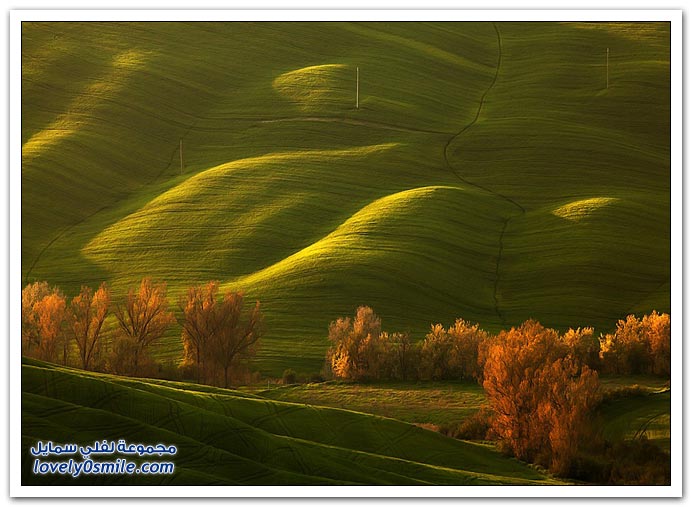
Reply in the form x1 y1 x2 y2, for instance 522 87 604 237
493 217 510 325
441 22 522 326
632 410 668 441
622 278 671 317
23 204 111 285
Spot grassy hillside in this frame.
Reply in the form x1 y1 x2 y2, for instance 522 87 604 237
21 22 670 375
257 380 487 427
257 376 672 439
22 358 564 485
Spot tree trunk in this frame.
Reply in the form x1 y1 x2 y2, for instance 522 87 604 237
133 347 140 376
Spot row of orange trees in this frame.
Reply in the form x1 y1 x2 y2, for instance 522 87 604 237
21 279 262 387
325 307 670 382
325 306 670 478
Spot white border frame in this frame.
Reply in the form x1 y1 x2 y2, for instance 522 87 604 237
9 9 682 498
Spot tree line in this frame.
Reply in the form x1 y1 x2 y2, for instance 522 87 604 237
23 279 670 483
325 306 671 482
21 278 262 388
325 306 670 382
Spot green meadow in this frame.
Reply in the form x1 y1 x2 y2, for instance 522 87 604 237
21 21 672 486
22 358 669 485
255 380 487 427
256 376 671 439
22 358 566 485
22 21 670 376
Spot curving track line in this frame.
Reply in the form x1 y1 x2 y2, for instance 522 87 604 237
26 23 519 328
622 278 671 318
442 22 525 325
632 410 669 441
23 116 200 285
257 116 452 135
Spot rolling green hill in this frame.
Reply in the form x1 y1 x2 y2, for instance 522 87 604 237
22 358 564 485
21 21 670 375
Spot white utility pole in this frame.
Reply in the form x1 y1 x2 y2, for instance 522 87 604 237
606 48 609 89
356 66 360 109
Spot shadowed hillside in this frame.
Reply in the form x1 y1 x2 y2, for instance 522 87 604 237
22 358 565 485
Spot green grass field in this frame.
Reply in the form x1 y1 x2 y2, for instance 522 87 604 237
253 376 671 439
254 380 487 427
22 22 670 377
22 358 565 485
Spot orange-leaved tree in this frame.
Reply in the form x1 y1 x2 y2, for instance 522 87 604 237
69 283 111 370
381 331 417 380
419 319 488 380
21 281 52 356
447 318 489 381
483 320 601 475
600 311 671 376
178 281 220 383
32 290 68 364
114 277 175 376
643 311 670 376
326 306 384 381
208 291 262 388
562 327 600 371
419 324 453 380
534 356 601 475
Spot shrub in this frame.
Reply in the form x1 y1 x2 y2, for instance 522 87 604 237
443 407 493 441
326 306 385 381
447 319 489 381
563 327 600 370
379 331 418 380
419 319 488 381
418 324 453 380
107 336 155 377
563 452 611 483
599 311 670 376
606 437 670 485
282 368 297 385
154 359 184 381
599 384 649 405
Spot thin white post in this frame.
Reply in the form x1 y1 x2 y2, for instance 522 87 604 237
179 138 184 174
606 48 609 89
356 66 359 109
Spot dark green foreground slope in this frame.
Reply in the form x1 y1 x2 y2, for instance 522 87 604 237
22 22 670 374
22 358 563 485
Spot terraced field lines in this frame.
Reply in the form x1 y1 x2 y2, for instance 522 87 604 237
22 358 565 485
